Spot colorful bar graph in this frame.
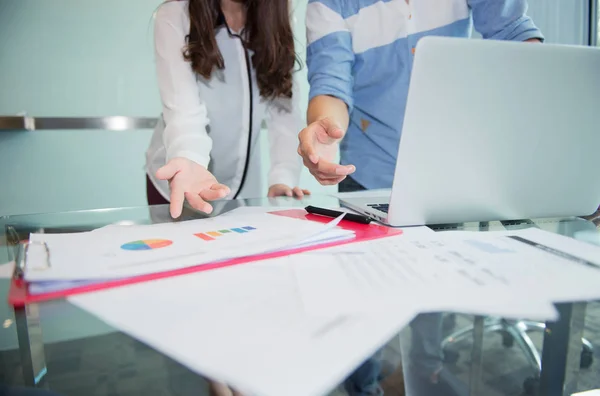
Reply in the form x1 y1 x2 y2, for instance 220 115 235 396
194 233 214 241
194 226 256 241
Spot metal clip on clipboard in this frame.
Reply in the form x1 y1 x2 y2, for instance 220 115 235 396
14 242 52 281
7 226 52 281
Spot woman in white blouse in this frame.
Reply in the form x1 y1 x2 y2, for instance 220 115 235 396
146 0 308 219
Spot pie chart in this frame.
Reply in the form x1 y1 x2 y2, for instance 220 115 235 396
121 239 173 251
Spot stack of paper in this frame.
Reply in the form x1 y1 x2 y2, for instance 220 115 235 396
292 227 600 320
65 222 600 396
26 212 354 294
69 256 418 396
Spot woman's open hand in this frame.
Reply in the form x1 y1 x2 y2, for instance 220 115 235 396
156 157 230 217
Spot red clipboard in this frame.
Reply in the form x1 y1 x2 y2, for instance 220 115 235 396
8 209 402 307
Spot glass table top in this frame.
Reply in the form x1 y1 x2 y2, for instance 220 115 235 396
1 196 599 396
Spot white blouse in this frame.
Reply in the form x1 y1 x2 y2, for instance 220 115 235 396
146 0 303 200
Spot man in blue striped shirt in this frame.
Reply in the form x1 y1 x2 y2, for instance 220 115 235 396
298 0 543 192
298 1 543 395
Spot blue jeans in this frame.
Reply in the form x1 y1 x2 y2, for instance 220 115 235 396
408 313 444 376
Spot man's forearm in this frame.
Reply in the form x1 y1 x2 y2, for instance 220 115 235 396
307 95 350 133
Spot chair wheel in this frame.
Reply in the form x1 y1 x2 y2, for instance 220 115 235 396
443 348 460 364
501 331 514 348
523 376 539 395
581 347 594 369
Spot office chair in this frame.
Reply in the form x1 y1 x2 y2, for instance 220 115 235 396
440 315 594 395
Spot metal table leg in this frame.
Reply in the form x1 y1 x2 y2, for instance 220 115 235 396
464 222 493 396
538 302 587 396
7 226 49 387
14 303 48 386
468 316 485 396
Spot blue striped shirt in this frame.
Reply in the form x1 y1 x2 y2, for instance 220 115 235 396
306 0 544 189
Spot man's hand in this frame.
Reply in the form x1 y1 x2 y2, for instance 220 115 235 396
297 117 355 185
268 184 311 199
156 157 230 218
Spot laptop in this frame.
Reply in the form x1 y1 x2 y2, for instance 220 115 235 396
340 36 600 227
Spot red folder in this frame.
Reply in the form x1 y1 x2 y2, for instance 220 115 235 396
8 209 402 307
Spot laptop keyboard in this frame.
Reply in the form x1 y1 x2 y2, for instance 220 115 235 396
367 203 389 213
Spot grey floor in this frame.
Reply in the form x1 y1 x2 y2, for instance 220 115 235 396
1 304 599 396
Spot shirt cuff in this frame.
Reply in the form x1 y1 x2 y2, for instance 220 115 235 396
165 137 211 169
309 86 354 113
166 149 210 169
496 16 545 42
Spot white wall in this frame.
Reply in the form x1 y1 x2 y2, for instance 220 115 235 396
0 0 163 351
0 0 163 217
526 0 590 45
0 0 332 219
470 0 590 43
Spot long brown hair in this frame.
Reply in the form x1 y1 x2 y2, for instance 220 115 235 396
183 0 297 99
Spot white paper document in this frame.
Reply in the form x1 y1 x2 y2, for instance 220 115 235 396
25 213 353 282
440 227 600 303
69 258 417 396
65 224 600 396
291 231 561 321
292 227 600 321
